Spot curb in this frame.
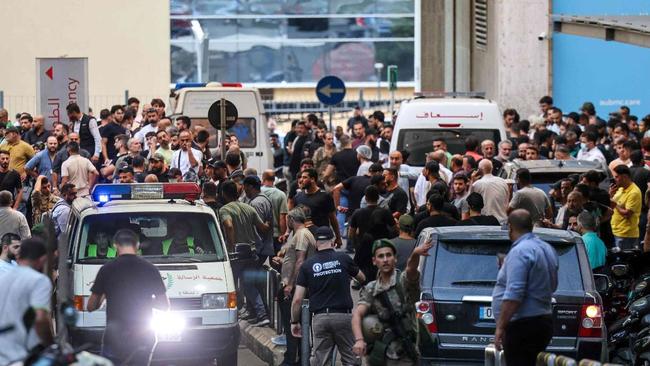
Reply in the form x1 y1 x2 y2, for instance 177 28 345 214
239 320 285 366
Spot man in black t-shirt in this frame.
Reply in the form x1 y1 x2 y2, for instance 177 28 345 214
383 167 408 217
323 135 360 184
415 193 458 237
100 105 127 162
87 229 168 365
291 227 366 366
350 186 397 281
0 151 22 209
293 168 341 247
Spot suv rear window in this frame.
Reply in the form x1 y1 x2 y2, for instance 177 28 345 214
432 241 583 292
397 129 501 166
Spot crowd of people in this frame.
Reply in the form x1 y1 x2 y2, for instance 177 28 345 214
0 94 649 365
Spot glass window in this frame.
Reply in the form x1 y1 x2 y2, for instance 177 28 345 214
333 0 414 14
432 241 583 292
286 17 413 39
171 43 199 83
77 212 226 263
202 41 413 83
397 129 501 166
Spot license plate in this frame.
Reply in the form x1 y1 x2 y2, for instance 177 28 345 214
479 306 494 320
157 332 182 342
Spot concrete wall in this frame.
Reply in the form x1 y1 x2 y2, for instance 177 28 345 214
471 0 550 117
0 0 170 116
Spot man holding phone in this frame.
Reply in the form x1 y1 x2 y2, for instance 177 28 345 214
610 165 642 249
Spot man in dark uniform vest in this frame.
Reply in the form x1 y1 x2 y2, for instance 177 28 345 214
66 103 103 164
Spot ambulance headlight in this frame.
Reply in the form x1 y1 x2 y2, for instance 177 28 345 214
150 310 185 334
202 293 227 309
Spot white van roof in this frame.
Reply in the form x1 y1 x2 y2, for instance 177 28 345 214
395 97 501 129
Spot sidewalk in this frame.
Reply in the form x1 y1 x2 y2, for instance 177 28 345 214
239 320 285 366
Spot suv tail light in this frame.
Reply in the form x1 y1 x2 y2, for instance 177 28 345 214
579 304 603 337
415 300 438 333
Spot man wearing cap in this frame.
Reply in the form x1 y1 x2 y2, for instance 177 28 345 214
146 152 169 182
0 126 35 179
291 226 366 366
391 215 416 271
351 238 433 365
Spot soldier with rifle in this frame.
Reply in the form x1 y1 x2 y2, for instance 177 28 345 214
351 238 433 365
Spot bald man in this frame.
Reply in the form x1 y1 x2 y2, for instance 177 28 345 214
470 159 510 224
24 115 51 145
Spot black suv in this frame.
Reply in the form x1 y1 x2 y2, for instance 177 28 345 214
416 226 607 364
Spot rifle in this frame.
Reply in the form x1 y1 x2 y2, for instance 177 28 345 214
377 289 419 361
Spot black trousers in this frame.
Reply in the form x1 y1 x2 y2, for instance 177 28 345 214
279 289 301 365
503 315 553 366
102 324 156 366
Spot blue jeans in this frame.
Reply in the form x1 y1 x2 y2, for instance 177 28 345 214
234 256 268 319
337 192 348 239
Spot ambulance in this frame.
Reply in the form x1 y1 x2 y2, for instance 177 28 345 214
57 183 240 364
390 96 507 167
169 82 273 173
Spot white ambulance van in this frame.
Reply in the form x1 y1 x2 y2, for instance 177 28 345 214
58 183 240 364
170 82 273 173
390 96 507 167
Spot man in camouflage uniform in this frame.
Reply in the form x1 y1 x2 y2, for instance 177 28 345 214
31 175 59 225
351 238 433 366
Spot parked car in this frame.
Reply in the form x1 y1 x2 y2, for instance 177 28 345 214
499 159 610 194
415 226 607 364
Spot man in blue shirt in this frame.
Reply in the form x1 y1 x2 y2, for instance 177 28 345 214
25 135 58 181
492 209 559 365
577 211 607 270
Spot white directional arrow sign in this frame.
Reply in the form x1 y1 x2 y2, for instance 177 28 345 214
318 84 345 98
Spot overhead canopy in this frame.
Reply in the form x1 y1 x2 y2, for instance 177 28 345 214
552 15 650 48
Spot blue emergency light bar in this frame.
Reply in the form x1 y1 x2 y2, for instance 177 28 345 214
91 183 201 205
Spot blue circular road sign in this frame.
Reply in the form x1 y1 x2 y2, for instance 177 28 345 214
316 75 346 105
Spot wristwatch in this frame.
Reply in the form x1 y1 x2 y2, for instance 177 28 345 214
291 321 299 325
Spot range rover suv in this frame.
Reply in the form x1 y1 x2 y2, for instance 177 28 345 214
415 226 607 364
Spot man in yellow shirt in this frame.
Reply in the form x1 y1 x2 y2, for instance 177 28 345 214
0 127 35 179
610 165 642 249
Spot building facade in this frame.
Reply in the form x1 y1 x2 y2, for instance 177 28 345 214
170 0 416 89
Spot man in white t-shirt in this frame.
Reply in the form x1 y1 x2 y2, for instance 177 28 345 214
0 239 53 365
576 131 606 164
471 159 510 224
171 130 203 177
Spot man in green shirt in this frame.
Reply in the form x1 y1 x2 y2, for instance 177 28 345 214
577 212 606 270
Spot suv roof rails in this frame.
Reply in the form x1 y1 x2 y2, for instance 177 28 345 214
413 91 486 99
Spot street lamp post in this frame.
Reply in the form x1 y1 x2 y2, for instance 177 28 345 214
374 62 384 103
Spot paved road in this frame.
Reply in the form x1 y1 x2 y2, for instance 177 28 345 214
237 344 266 366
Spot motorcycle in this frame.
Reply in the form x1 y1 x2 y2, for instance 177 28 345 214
602 247 644 326
609 295 650 364
8 303 112 366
